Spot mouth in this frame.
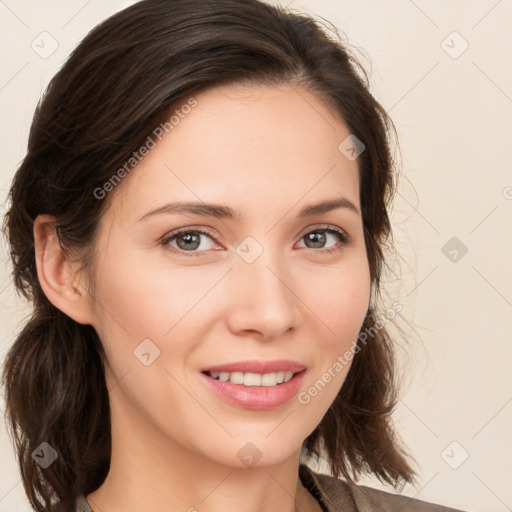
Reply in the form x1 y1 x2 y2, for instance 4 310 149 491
199 362 307 409
201 369 303 387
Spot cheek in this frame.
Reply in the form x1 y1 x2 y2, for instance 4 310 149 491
91 245 211 338
89 254 213 431
89 244 231 384
297 257 370 406
308 259 371 348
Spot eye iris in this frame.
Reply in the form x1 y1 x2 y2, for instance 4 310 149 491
306 231 326 248
177 232 201 250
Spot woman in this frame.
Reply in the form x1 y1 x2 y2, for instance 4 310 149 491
1 1 466 511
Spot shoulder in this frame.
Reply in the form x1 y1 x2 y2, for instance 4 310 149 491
299 464 467 512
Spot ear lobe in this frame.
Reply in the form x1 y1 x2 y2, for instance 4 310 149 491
33 214 95 325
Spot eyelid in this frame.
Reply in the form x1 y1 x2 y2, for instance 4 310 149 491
161 225 221 244
297 223 350 241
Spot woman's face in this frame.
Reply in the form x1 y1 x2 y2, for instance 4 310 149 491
86 82 371 469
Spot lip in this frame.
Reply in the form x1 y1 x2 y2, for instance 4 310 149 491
201 359 306 374
200 369 306 410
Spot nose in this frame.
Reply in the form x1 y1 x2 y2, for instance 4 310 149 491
224 248 301 341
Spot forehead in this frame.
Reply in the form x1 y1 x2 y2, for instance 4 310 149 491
110 82 361 223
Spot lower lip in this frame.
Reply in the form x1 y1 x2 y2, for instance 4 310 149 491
200 370 306 410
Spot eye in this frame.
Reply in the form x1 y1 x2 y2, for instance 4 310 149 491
297 225 351 253
160 224 351 256
161 227 219 255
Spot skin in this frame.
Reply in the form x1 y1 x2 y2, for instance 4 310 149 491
34 82 371 512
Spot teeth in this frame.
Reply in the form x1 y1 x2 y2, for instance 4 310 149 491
208 370 295 386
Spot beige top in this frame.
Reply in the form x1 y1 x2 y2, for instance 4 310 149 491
74 463 467 511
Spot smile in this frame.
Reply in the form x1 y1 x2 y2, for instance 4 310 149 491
200 368 307 410
204 370 296 387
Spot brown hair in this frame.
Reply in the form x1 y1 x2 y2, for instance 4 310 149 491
2 0 415 510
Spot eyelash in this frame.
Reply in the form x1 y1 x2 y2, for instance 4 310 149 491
160 224 351 257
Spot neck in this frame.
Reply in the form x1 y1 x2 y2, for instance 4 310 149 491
86 384 320 512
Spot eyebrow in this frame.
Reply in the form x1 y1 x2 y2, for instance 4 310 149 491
137 197 360 222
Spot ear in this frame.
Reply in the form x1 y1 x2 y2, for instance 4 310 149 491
33 214 95 325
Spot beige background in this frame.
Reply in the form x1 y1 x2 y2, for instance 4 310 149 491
1 1 511 511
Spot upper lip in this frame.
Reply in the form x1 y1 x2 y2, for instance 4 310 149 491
202 360 306 374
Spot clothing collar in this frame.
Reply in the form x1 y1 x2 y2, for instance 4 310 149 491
299 463 357 511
